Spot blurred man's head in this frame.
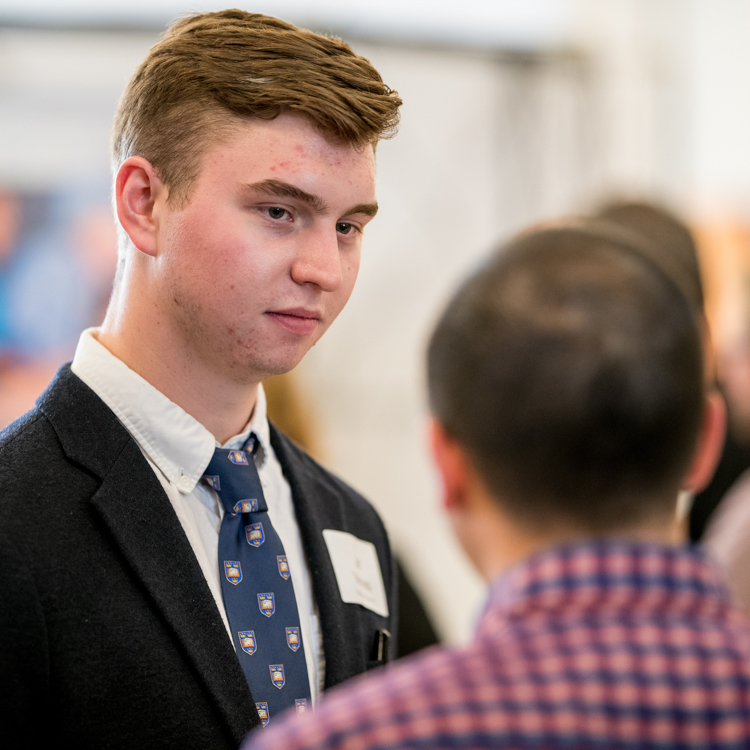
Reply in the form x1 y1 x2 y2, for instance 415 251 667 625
594 201 704 313
590 201 720 532
427 226 722 575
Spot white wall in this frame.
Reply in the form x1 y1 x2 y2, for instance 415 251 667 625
685 0 750 215
0 29 153 189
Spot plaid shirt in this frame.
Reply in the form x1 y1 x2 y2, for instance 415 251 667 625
243 540 750 749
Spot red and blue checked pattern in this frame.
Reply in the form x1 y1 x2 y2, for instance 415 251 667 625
244 540 750 749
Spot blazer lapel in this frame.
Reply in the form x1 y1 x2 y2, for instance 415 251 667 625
38 366 256 743
269 424 369 688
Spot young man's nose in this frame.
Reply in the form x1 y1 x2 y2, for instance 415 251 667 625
290 227 344 292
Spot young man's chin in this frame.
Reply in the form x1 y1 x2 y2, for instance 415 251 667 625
248 349 313 382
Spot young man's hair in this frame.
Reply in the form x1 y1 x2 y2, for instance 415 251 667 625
112 9 402 207
427 225 705 533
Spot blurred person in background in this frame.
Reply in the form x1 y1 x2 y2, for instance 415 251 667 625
0 9 402 749
0 186 119 426
0 190 21 348
243 223 750 750
591 202 750 615
592 200 750 545
700 272 750 612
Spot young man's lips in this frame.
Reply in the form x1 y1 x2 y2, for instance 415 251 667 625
266 309 321 335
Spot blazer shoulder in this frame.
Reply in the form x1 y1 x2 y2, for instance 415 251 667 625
0 404 47 451
0 404 64 478
0 364 135 512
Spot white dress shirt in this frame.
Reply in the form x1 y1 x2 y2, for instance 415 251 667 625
71 328 324 701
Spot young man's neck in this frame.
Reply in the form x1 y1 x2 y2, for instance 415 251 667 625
96 323 259 445
458 484 679 585
476 523 679 585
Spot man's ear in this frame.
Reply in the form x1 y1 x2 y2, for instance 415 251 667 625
682 389 727 494
428 418 471 513
115 156 166 258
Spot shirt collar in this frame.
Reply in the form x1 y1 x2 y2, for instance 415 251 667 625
219 382 270 468
478 538 731 635
71 327 271 493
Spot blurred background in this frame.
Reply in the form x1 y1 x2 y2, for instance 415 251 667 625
3 0 750 646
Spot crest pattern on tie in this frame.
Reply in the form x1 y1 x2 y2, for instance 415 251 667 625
203 437 311 723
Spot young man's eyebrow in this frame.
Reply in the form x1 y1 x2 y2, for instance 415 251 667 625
243 179 328 213
243 178 378 218
345 202 379 218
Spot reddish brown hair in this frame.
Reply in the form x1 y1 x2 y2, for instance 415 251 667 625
112 9 401 205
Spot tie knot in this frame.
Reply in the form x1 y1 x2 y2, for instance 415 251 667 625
202 440 268 515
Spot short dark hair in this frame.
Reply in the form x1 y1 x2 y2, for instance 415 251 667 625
112 9 402 206
427 225 705 532
594 200 704 313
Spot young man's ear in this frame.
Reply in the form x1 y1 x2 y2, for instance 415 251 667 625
115 156 166 258
682 389 727 494
428 417 472 513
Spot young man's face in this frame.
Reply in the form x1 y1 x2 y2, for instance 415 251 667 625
153 112 377 384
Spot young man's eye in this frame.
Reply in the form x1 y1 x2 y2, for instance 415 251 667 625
265 207 288 219
337 222 357 235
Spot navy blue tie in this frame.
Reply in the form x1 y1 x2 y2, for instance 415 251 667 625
203 436 311 724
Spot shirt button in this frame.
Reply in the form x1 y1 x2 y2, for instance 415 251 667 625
177 475 192 491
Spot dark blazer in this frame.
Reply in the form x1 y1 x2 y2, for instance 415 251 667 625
0 365 395 749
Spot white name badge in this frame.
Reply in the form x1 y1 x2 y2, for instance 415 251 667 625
322 529 389 618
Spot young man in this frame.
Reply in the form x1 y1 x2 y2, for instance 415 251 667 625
244 224 750 749
0 10 401 749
